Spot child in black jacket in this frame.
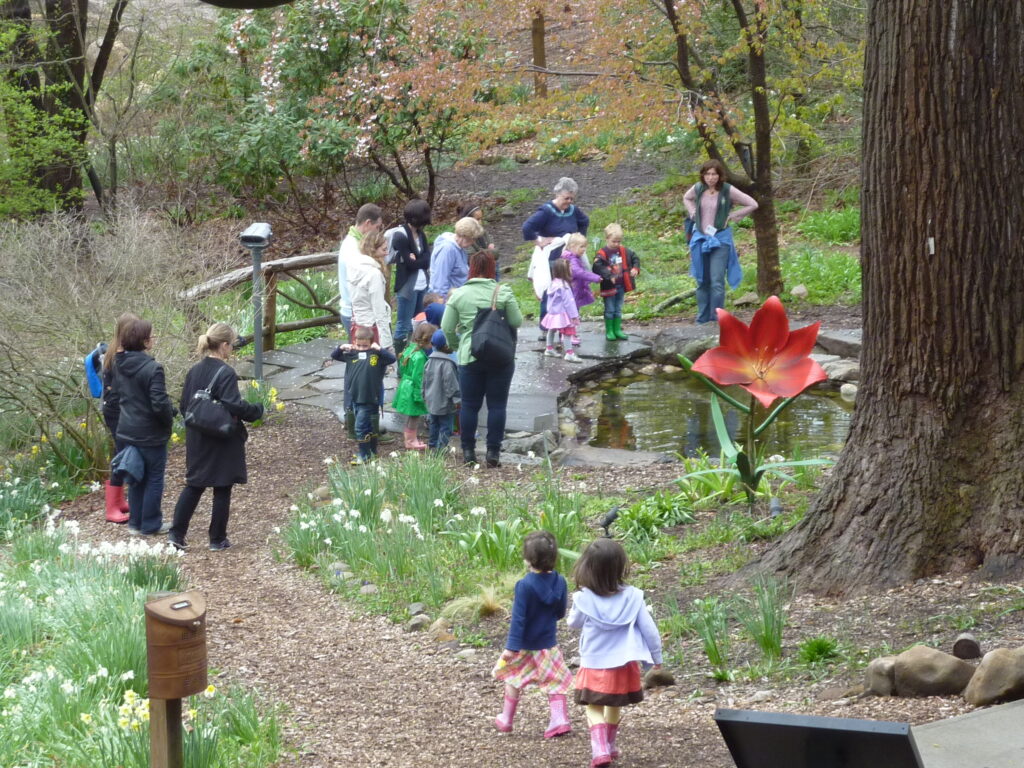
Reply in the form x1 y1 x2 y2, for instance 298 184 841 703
593 223 640 341
330 327 396 463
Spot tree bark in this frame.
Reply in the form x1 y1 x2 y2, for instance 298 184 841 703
759 0 1024 593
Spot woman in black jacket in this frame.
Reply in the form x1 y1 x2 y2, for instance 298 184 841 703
169 323 263 551
111 316 175 535
390 198 432 357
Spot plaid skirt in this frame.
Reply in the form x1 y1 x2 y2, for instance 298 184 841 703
574 662 644 707
492 647 573 695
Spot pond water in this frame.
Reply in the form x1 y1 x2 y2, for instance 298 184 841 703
580 374 852 458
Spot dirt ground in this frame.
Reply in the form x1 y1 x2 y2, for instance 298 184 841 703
62 396 1024 768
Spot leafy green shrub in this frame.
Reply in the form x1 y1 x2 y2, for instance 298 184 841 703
689 597 732 680
781 247 862 304
796 207 860 245
798 636 841 665
734 576 792 660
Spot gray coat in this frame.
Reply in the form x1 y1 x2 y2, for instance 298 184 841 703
421 352 460 415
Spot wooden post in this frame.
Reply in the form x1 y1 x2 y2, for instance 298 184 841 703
150 697 183 768
532 9 547 98
262 272 278 351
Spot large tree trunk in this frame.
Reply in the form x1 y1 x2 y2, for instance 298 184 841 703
760 0 1024 593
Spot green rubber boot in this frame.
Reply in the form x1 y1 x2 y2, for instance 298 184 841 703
613 316 629 340
604 316 617 340
344 410 357 440
372 411 396 445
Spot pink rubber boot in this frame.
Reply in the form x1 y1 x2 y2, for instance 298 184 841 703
494 694 518 733
104 480 129 524
589 723 612 767
544 693 571 738
607 723 620 759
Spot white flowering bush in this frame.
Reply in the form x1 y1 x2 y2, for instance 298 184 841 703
0 512 281 767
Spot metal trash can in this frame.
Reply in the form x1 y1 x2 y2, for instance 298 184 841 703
144 591 208 700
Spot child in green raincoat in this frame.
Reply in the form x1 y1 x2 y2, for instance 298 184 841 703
392 322 436 450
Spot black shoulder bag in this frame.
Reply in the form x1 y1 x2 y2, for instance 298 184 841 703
183 365 237 439
470 284 517 367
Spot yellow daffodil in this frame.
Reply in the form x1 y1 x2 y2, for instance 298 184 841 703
80 712 93 724
275 401 285 412
31 445 39 455
171 433 181 444
203 684 216 699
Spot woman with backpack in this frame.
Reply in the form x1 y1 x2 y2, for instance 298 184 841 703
683 159 758 324
168 323 263 551
440 251 522 468
109 316 175 535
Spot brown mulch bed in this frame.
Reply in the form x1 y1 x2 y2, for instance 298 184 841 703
62 403 1023 768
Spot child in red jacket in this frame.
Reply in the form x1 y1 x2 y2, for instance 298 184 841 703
593 223 640 340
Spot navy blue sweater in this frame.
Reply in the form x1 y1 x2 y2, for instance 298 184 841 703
505 570 568 652
521 202 590 241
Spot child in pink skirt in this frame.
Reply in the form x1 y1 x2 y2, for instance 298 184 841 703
541 259 582 363
493 531 574 739
568 538 663 767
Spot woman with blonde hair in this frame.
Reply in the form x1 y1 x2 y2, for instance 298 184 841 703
168 323 263 551
347 230 394 349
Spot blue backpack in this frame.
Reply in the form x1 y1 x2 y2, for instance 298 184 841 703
84 343 107 398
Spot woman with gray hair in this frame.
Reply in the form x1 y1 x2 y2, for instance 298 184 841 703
522 178 590 336
521 177 590 246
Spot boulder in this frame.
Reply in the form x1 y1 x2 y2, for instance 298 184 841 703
816 329 862 358
503 430 557 456
790 284 809 299
840 383 858 402
952 633 982 660
643 668 676 689
638 364 661 376
733 292 760 307
963 648 1024 705
865 656 897 696
408 602 427 617
894 644 976 697
821 359 861 383
359 583 379 596
407 614 431 632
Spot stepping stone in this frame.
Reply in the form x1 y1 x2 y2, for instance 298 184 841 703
914 698 1024 768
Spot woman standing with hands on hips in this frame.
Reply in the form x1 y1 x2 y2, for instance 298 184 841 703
683 159 758 324
168 323 264 551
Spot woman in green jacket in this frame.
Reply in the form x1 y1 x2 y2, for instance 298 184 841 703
441 251 523 467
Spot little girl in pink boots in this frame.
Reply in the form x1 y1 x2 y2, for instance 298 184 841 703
493 531 573 740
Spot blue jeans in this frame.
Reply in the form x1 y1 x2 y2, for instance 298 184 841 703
127 443 167 533
428 413 455 451
696 244 729 323
459 360 515 452
395 289 425 343
340 314 352 337
353 403 377 459
603 286 625 318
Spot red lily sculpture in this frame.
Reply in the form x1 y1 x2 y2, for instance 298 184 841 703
691 296 827 409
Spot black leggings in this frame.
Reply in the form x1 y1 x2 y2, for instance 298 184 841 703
170 485 232 545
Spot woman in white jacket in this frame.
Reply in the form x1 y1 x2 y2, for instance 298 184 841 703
347 231 394 350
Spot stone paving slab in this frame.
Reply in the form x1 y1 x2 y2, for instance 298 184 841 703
260 350 328 369
276 337 341 360
913 698 1024 768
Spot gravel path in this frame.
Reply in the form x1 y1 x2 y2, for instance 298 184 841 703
66 405 729 768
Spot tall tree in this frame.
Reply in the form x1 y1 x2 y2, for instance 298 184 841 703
760 0 1024 592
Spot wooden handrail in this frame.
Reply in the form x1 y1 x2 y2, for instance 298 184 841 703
180 252 338 300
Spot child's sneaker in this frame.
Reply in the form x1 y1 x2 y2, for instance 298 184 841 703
544 347 560 357
564 352 583 364
569 336 581 346
350 455 366 465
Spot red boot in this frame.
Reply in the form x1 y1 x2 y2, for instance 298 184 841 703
589 723 612 767
115 482 129 513
105 480 129 524
544 694 571 738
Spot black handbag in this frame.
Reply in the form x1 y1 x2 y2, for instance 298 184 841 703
470 284 517 367
183 365 237 439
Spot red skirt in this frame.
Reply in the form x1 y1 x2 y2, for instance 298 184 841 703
574 662 644 707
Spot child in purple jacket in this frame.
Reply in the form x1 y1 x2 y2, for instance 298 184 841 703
541 259 582 363
561 233 601 344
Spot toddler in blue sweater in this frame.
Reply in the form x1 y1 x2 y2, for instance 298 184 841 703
493 531 574 739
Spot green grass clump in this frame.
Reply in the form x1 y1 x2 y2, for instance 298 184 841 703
796 207 860 245
781 247 861 304
798 636 841 665
0 518 281 768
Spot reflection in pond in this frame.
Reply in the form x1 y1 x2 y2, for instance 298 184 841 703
582 374 851 457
